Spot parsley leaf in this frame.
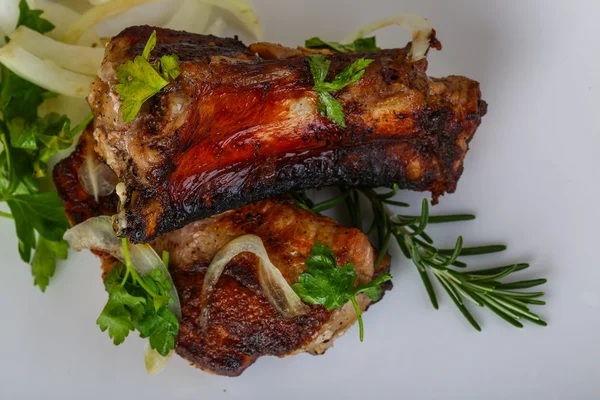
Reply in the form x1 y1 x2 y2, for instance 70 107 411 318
0 0 85 291
308 55 373 128
316 92 345 127
352 37 380 52
97 285 146 345
292 242 392 341
97 241 179 356
17 0 54 34
115 30 181 122
159 55 181 81
137 303 179 356
0 66 48 123
305 36 380 53
313 58 374 92
31 237 69 292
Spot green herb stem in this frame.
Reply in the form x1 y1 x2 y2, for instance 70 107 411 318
350 296 364 342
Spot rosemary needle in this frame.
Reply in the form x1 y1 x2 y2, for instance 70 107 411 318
292 186 548 330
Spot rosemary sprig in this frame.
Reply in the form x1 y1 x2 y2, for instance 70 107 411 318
292 186 547 330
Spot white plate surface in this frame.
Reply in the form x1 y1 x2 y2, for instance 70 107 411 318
1 0 599 399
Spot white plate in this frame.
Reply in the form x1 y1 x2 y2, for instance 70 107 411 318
1 0 599 398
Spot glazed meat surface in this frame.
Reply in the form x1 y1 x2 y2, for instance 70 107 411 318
90 26 487 243
53 137 391 376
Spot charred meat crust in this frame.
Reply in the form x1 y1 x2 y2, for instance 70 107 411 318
53 143 392 376
172 254 391 377
90 26 487 243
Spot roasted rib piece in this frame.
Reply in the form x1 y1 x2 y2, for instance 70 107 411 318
90 26 487 243
53 132 391 376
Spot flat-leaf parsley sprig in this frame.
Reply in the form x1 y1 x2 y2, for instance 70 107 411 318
0 1 92 292
305 36 380 53
292 242 392 341
308 54 373 127
293 186 547 330
97 239 179 356
115 30 181 122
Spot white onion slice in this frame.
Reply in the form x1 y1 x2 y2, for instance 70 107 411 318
342 14 433 61
192 0 264 40
63 0 264 44
62 0 162 44
79 153 118 202
200 235 308 329
10 26 104 76
0 0 19 36
205 16 226 36
162 0 212 34
0 41 94 98
63 216 182 319
144 343 172 376
30 1 102 47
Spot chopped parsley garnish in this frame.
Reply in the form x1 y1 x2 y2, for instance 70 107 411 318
0 1 91 291
305 36 380 53
17 0 55 34
115 30 181 122
97 240 179 356
292 242 392 341
308 55 373 127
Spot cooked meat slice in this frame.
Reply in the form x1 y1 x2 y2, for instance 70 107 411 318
53 145 392 376
151 198 391 376
90 25 487 243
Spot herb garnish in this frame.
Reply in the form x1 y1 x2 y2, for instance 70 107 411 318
115 30 181 122
308 54 373 127
292 242 392 341
17 0 55 34
305 36 380 53
292 186 547 330
97 239 179 356
0 2 92 291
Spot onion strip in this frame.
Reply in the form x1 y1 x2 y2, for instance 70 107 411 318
63 0 264 44
0 41 94 98
0 0 19 36
162 0 213 34
78 153 118 202
63 216 181 319
31 0 102 47
144 343 172 375
200 235 308 329
10 26 104 76
342 14 433 61
189 0 264 40
62 0 162 44
205 16 226 36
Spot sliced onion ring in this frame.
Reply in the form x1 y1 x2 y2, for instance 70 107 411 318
63 0 264 44
10 26 104 76
200 235 309 329
342 14 433 62
0 41 94 98
63 216 181 319
204 16 226 36
78 152 118 202
162 1 213 34
144 343 173 376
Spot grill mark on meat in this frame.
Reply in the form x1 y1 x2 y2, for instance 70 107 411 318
89 26 486 243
